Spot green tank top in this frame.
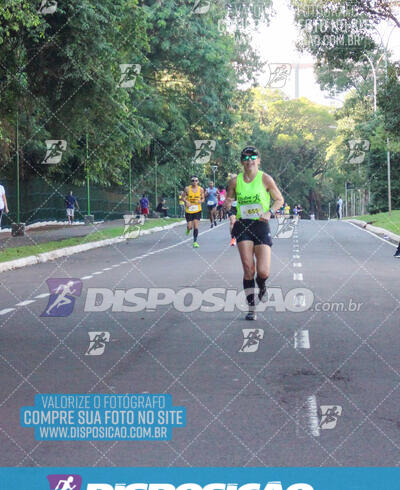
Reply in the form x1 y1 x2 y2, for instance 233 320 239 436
236 170 271 220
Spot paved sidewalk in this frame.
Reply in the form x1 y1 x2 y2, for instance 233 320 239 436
0 220 123 250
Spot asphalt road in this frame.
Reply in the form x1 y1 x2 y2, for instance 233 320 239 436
0 218 399 467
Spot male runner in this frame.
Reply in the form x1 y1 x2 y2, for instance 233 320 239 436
182 176 204 248
205 181 218 228
225 146 284 320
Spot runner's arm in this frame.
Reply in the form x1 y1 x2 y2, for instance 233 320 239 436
182 187 190 207
200 187 205 203
261 173 284 221
224 177 237 212
2 192 8 213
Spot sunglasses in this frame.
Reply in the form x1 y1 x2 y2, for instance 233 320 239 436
241 154 258 161
191 179 199 182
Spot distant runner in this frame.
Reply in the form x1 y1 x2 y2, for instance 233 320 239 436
182 176 204 248
205 181 218 228
217 185 227 222
228 173 238 246
394 242 400 259
225 146 284 321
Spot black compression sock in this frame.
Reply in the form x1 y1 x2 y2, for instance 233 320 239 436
243 278 255 307
194 228 199 242
256 275 267 291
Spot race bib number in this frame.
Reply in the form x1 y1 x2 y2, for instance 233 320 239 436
207 200 215 206
240 203 263 219
188 205 199 212
220 195 226 202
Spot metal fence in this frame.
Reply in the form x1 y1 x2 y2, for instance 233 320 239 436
0 178 191 226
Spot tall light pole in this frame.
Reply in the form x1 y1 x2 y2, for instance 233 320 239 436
368 24 396 215
211 164 218 183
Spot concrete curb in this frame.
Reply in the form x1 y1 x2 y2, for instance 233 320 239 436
347 219 400 244
0 220 186 273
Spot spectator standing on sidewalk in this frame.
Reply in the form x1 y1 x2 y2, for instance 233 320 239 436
336 196 343 219
140 193 150 219
0 183 9 229
65 191 79 224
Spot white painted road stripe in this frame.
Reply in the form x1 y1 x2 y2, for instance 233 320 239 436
293 255 300 259
34 293 50 299
81 275 93 280
92 272 103 275
306 395 320 437
345 221 397 247
293 273 303 280
0 308 16 316
293 262 302 267
294 330 310 349
15 300 36 306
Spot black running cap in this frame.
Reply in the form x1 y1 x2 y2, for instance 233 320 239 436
241 146 259 158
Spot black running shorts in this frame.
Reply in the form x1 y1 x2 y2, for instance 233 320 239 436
185 211 202 222
232 219 273 246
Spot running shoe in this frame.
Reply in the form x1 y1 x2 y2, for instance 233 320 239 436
245 310 257 321
395 249 400 258
230 237 237 247
185 228 190 236
193 242 200 248
210 223 213 228
214 221 217 227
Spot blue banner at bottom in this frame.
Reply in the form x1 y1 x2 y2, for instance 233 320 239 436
1 468 400 490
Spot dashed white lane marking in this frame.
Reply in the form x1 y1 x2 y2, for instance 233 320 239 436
293 255 300 259
103 267 112 271
294 329 310 349
304 395 320 437
15 300 36 307
293 273 303 281
293 262 302 268
0 225 219 318
0 308 16 316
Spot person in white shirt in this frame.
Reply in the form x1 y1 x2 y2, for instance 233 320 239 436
336 196 343 219
0 184 9 228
